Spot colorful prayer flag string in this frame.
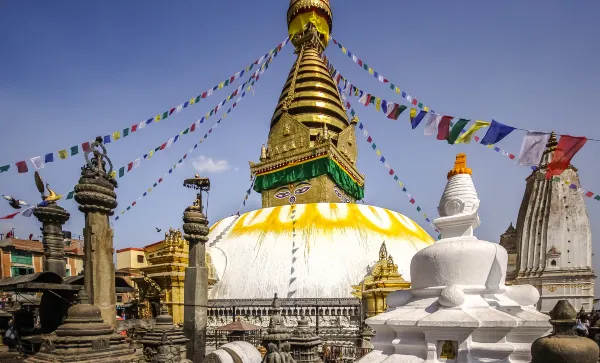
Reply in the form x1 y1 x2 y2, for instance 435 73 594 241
344 100 440 238
233 177 256 216
1 38 290 176
113 52 277 221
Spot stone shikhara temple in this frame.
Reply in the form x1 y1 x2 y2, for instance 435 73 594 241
3 1 597 363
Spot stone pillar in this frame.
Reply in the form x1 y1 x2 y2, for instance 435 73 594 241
182 174 211 363
32 190 70 277
74 136 118 329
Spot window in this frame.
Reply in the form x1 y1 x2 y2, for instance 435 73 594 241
117 295 123 303
11 266 34 276
66 268 71 277
10 250 33 265
551 260 557 267
137 255 144 263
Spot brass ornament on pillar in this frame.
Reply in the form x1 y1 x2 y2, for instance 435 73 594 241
33 172 70 277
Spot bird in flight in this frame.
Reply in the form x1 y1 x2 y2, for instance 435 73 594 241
3 195 28 209
155 227 162 233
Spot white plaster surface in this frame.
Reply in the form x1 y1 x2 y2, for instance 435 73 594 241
219 341 262 363
206 203 434 299
356 168 551 363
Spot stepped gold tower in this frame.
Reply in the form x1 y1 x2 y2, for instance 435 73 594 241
250 0 365 207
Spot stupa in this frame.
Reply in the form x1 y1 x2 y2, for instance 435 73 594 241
203 0 434 343
357 154 551 363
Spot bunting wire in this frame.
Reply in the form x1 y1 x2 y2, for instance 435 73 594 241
344 100 441 239
1 37 291 176
329 38 600 143
233 177 256 216
327 58 600 205
113 51 278 221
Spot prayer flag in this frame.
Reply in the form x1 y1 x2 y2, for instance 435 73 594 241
437 116 453 141
585 191 594 198
0 212 20 220
82 142 91 153
30 157 44 170
517 132 550 166
409 198 415 204
387 104 407 120
66 191 75 200
127 162 133 172
423 113 442 136
15 161 28 173
112 131 121 140
0 165 10 173
455 121 490 144
481 119 516 145
131 124 138 132
44 153 54 163
103 135 111 144
58 150 68 159
417 206 422 212
119 167 125 178
546 135 587 179
409 108 417 121
447 119 470 144
411 110 427 129
123 128 129 137
375 98 381 112
70 146 79 156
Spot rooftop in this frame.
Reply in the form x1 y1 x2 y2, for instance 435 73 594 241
0 238 83 256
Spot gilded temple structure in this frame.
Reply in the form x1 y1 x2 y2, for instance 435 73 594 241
122 228 217 323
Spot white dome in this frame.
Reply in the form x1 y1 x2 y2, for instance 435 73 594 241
206 203 434 300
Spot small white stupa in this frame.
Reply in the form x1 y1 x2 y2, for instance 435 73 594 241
357 154 551 363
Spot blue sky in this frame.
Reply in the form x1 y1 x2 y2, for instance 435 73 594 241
1 0 599 272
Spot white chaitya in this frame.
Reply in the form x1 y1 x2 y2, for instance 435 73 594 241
357 154 551 363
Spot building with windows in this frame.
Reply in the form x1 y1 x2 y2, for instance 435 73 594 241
0 237 83 278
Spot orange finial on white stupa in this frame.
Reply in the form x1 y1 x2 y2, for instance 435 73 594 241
447 153 472 180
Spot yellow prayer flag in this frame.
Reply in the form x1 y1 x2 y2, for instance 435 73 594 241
58 149 68 159
218 82 224 89
409 108 417 120
189 98 195 105
423 106 430 112
398 182 404 187
455 120 491 144
223 113 227 118
368 68 374 75
226 95 231 101
148 150 154 159
376 150 382 156
395 87 400 94
375 98 381 111
112 131 121 141
205 112 210 119
148 188 152 192
342 47 347 54
110 171 117 179
487 144 494 149
154 114 161 122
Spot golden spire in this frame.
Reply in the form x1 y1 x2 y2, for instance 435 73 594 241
447 153 473 180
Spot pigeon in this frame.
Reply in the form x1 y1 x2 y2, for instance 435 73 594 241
155 227 162 233
3 195 28 209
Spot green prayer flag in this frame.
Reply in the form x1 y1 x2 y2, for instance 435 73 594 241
123 128 129 137
154 147 160 152
370 97 376 105
119 167 125 178
350 110 355 116
390 83 395 90
66 191 75 199
127 206 131 210
153 183 157 187
447 119 470 144
418 102 423 108
0 165 10 173
595 195 600 201
224 79 229 86
162 111 169 119
371 143 376 150
417 206 422 212
195 95 201 103
183 128 189 135
178 159 183 163
70 146 79 156
363 63 368 70
210 110 214 116
249 64 254 70
552 176 560 182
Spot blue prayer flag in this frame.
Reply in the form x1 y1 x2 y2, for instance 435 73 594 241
480 119 516 145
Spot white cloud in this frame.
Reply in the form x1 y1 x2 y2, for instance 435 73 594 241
192 156 230 174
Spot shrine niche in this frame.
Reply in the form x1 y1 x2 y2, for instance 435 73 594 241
267 112 311 159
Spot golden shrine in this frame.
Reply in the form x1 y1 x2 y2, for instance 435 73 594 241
132 228 217 323
352 242 410 317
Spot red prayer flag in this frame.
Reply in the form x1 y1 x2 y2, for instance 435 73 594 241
131 124 138 132
357 59 363 67
232 89 239 97
409 198 415 204
389 169 394 175
0 212 20 220
412 99 418 106
474 136 480 142
159 143 167 150
158 178 163 183
127 162 133 172
546 135 587 179
169 108 176 115
202 92 207 98
15 161 28 174
437 116 453 141
82 142 91 153
132 201 136 206
333 39 338 44
509 154 515 160
190 123 196 132
183 154 188 159
367 136 373 143
230 76 235 83
585 191 594 198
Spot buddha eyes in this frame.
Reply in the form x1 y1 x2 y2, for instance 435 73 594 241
294 185 311 195
275 191 291 199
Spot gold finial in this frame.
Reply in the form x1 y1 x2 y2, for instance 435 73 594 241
43 184 63 202
350 116 359 125
447 153 472 180
195 174 200 178
378 241 388 260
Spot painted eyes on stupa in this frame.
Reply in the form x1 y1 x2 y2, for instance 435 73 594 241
294 185 311 195
274 182 312 203
275 191 291 199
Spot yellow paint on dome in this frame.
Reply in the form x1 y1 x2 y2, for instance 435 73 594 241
229 203 434 244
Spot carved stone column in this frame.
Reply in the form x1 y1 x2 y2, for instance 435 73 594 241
182 174 210 363
32 177 70 277
74 136 118 329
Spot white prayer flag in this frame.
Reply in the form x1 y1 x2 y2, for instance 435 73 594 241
406 95 413 103
139 121 146 130
518 132 550 166
423 113 442 136
377 75 385 82
384 162 390 169
577 188 585 194
352 55 358 62
385 103 396 118
207 89 213 97
176 104 184 113
30 156 44 170
22 207 35 217
133 158 141 168
362 130 368 136
358 93 369 105
167 138 174 148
